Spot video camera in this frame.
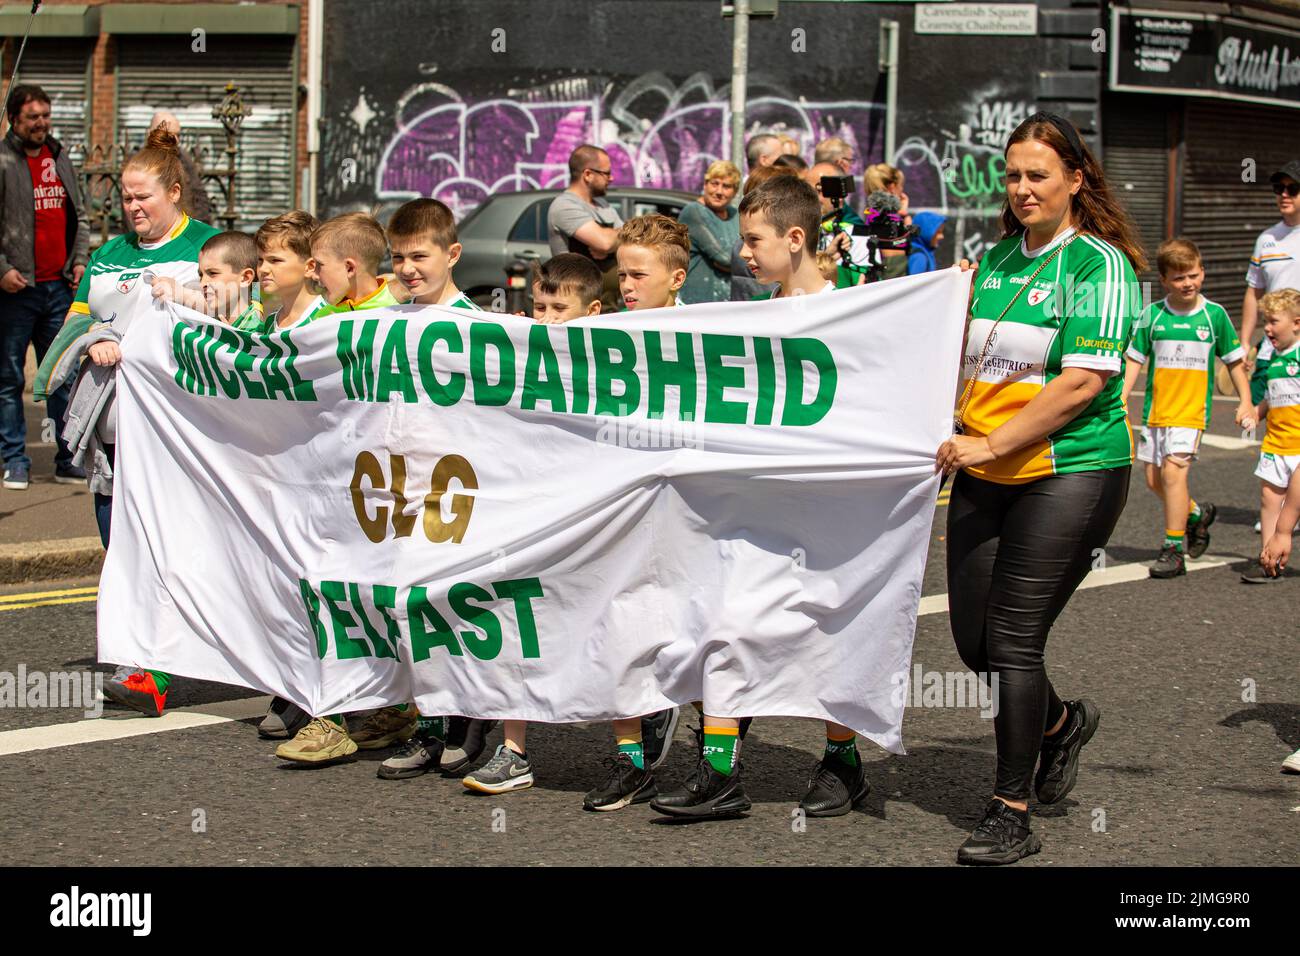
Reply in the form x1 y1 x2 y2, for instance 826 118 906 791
819 178 916 283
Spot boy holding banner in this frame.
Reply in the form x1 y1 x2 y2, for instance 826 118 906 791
651 177 872 820
276 213 417 764
256 211 326 332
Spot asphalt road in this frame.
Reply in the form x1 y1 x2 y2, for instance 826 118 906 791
0 398 1296 866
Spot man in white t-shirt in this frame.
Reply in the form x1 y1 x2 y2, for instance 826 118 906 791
1241 159 1300 369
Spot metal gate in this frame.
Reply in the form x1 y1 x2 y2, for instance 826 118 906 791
115 35 297 232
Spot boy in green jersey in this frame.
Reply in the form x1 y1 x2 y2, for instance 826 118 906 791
310 212 401 315
1121 239 1255 578
256 210 325 331
197 232 263 331
387 198 482 311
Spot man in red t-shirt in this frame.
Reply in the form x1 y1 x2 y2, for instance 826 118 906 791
0 85 90 490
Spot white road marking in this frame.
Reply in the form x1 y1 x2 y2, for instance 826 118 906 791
1199 434 1260 450
0 553 1246 758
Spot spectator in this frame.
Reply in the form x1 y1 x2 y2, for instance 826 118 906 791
0 84 89 490
807 161 863 288
744 133 781 172
547 143 623 312
1240 159 1300 369
814 137 856 176
777 134 802 157
864 162 911 279
149 110 213 223
729 164 799 300
678 160 741 304
773 154 807 173
907 211 947 275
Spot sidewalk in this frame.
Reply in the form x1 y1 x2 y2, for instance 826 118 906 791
0 398 103 583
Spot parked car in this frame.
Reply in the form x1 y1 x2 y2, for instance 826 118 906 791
454 187 698 307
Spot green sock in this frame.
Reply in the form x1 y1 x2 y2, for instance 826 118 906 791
617 734 645 770
325 713 345 727
1188 499 1202 522
147 670 170 694
417 715 448 740
1164 530 1185 552
393 702 409 712
702 725 739 775
825 733 859 766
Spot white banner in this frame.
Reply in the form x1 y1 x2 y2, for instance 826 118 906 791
98 270 968 753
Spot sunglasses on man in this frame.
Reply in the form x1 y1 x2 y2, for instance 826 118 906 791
1272 181 1300 197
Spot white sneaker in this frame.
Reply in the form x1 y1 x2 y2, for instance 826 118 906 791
1283 748 1300 774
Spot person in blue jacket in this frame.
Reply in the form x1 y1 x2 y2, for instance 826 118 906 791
907 211 947 275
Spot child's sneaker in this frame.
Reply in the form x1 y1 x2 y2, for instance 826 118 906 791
275 717 357 763
1241 561 1283 583
258 696 311 739
642 707 680 769
1186 502 1216 558
440 717 496 773
1148 545 1186 579
350 706 417 750
102 669 167 717
1283 748 1300 774
583 754 657 811
378 733 445 780
462 744 534 794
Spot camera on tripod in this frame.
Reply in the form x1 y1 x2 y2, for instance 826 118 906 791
819 176 915 283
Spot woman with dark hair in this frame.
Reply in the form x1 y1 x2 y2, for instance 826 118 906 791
935 112 1145 865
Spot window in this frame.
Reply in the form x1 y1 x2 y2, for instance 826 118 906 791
630 200 685 220
509 200 552 243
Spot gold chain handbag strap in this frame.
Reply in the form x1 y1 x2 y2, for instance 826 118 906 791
952 234 1077 434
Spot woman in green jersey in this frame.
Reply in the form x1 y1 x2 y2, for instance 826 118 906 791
59 126 218 717
935 112 1145 865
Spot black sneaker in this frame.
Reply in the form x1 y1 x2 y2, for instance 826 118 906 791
1148 545 1186 579
440 717 496 773
258 696 312 739
1241 561 1284 584
1035 698 1100 804
1186 503 1216 558
799 755 871 817
957 799 1041 866
54 463 87 485
650 757 751 819
378 733 445 780
641 707 680 770
583 754 658 811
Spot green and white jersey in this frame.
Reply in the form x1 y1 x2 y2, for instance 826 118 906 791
1126 296 1243 430
447 291 483 311
961 227 1140 484
71 215 220 332
1260 340 1300 455
266 294 327 331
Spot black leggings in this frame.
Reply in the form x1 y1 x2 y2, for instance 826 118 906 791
946 466 1129 801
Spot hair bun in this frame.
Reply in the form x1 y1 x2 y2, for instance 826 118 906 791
144 125 180 153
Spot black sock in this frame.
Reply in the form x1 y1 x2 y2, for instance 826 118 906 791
1044 701 1073 741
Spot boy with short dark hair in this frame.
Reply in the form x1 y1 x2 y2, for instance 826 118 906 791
386 198 481 311
1121 238 1255 578
197 231 263 331
651 175 868 822
530 253 603 323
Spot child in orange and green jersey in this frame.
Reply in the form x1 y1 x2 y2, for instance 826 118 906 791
1242 288 1300 583
1121 238 1255 579
194 231 264 332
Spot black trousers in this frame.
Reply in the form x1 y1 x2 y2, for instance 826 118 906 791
946 466 1129 801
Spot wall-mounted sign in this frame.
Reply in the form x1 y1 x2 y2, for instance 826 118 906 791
1111 7 1300 110
915 3 1038 36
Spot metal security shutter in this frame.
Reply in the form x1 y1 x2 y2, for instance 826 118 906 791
1101 95 1169 288
1183 99 1298 318
6 40 93 164
116 35 297 232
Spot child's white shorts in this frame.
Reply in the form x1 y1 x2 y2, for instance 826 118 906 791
1255 450 1300 489
1137 426 1202 466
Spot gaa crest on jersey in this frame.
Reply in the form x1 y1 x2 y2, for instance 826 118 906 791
1288 363 1299 376
1026 287 1051 307
116 271 142 294
1196 328 1209 341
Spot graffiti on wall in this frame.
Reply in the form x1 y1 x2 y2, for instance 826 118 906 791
323 72 884 218
322 73 1031 262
